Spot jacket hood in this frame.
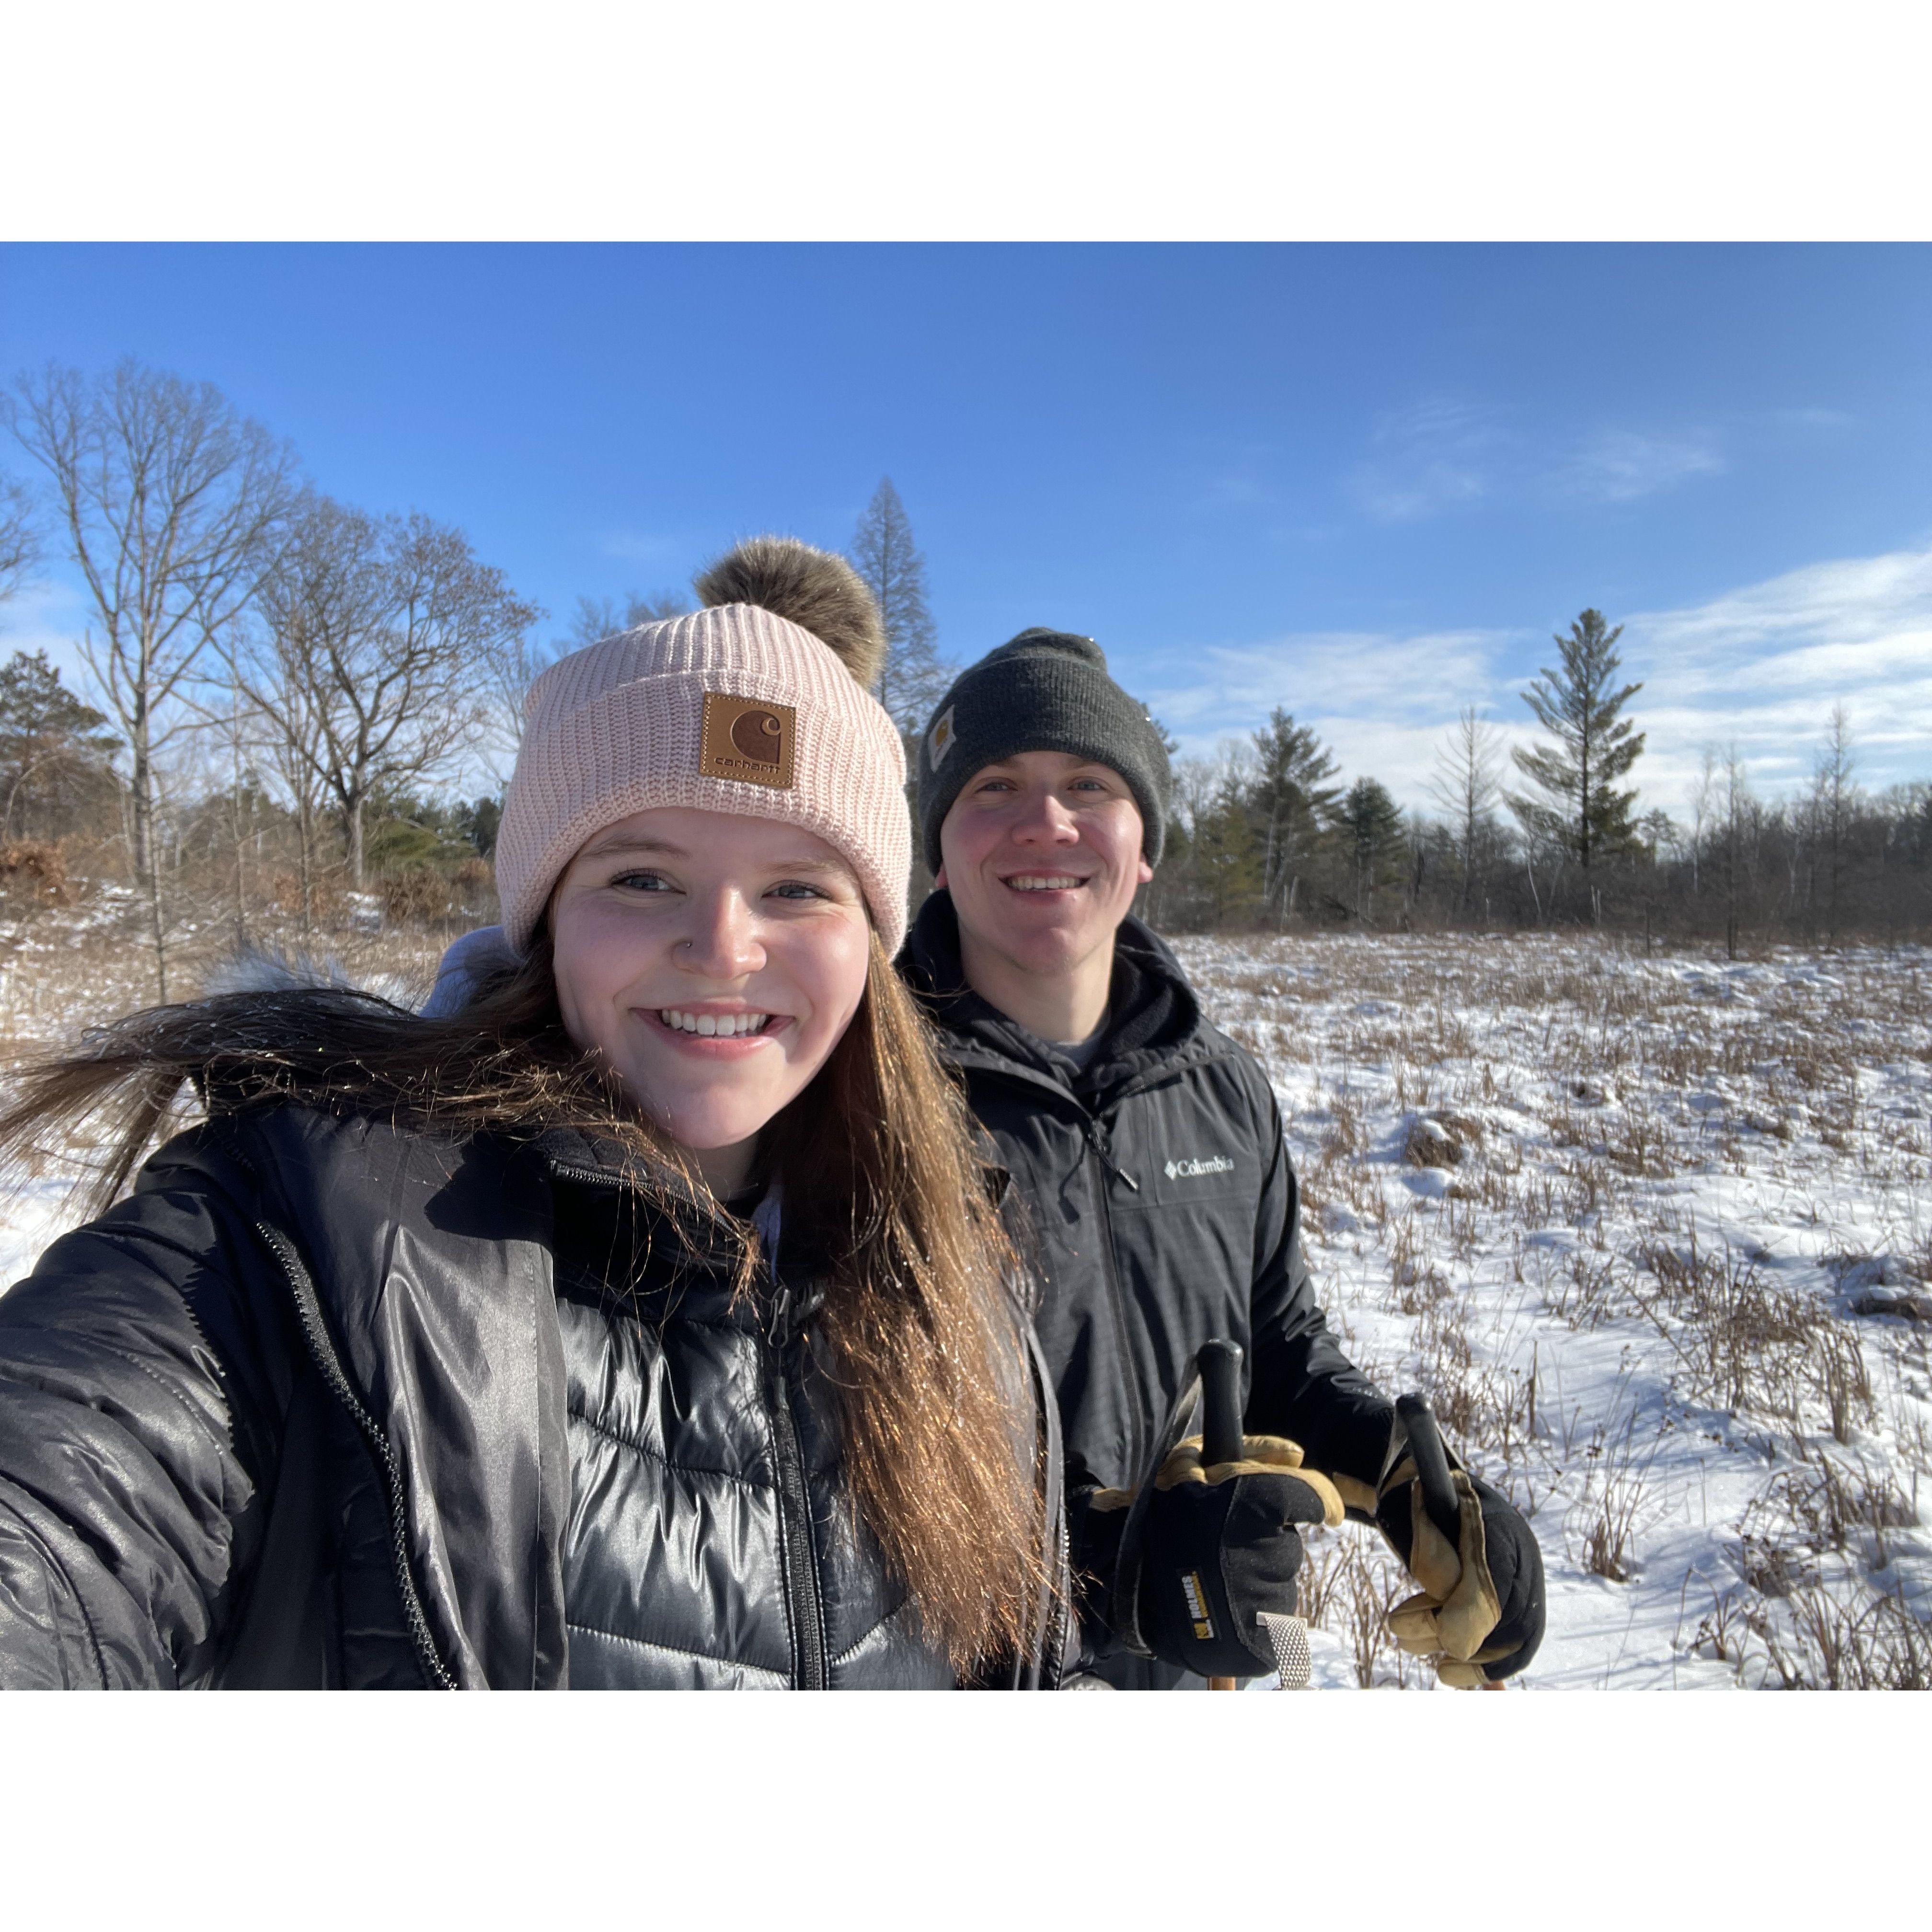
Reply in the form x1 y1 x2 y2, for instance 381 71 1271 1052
899 889 1213 1105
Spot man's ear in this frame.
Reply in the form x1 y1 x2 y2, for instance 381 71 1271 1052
1137 857 1154 885
933 863 948 890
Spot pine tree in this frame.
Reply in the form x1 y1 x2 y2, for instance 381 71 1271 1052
1249 708 1341 925
0 648 122 841
849 477 947 732
1508 609 1645 874
1336 776 1406 923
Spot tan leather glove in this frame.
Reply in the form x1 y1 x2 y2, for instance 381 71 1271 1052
1377 1454 1522 1688
1091 1433 1346 1520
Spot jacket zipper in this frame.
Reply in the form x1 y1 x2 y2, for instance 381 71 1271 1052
763 1335 829 1690
551 1153 830 1689
254 1220 458 1691
1079 1113 1146 1489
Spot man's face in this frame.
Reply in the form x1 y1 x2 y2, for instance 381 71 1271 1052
936 750 1152 978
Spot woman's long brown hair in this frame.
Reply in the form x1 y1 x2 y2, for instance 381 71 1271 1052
0 930 1054 1674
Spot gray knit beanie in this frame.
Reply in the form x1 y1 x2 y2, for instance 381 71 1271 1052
915 628 1172 871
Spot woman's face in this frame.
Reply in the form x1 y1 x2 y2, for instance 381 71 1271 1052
549 806 873 1192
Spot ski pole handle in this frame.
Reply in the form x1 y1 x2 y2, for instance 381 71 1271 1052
1198 1339 1244 1468
1396 1393 1460 1548
1197 1339 1245 1693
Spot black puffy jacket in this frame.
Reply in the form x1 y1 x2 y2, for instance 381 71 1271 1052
900 893 1394 1682
0 1105 1067 1690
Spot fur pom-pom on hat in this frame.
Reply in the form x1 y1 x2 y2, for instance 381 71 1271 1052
696 537 887 693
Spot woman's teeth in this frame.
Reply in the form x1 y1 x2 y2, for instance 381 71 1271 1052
1006 874 1084 891
658 1010 773 1037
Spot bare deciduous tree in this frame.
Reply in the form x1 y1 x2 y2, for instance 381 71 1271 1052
1811 702 1857 946
1427 706 1504 915
475 588 671 777
3 361 298 995
568 590 690 645
0 471 44 607
246 497 539 890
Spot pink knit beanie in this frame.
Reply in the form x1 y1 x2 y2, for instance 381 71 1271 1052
495 538 910 955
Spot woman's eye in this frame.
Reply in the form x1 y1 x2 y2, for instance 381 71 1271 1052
611 870 674 893
768 880 828 901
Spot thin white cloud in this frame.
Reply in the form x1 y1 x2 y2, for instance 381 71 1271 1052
1143 625 1530 811
1620 545 1932 806
1555 427 1725 503
1346 400 1730 522
1137 542 1932 823
1346 399 1505 523
1765 406 1855 431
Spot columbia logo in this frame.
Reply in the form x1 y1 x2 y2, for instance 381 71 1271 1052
1164 1155 1235 1181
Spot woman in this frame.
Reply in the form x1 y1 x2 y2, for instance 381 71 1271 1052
0 538 1068 1690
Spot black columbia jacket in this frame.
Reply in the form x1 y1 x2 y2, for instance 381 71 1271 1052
0 1104 1067 1690
900 893 1394 1682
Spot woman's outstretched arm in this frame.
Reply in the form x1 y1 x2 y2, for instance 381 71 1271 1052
0 1131 292 1688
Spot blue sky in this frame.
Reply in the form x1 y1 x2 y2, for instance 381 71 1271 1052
2 243 1928 816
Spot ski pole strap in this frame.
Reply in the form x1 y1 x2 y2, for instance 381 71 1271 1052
1256 1611 1312 1689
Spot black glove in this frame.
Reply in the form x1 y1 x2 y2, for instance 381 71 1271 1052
1376 1462 1545 1684
1133 1436 1342 1679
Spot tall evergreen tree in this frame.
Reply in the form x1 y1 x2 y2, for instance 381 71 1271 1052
1508 608 1645 873
849 477 947 732
0 648 122 840
1336 775 1406 922
1249 708 1341 924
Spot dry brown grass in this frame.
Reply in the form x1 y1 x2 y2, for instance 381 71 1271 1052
1176 930 1932 1688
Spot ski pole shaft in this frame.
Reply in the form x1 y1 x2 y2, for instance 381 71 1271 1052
1396 1393 1460 1548
1197 1339 1244 1691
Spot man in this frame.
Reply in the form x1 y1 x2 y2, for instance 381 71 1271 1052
900 628 1543 1688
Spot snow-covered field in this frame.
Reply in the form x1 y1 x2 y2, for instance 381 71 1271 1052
1174 932 1932 1690
4 920 1929 1688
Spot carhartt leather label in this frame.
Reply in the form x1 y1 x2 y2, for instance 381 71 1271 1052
700 692 795 789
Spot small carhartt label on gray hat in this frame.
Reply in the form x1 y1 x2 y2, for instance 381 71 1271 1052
927 704 956 770
700 692 795 789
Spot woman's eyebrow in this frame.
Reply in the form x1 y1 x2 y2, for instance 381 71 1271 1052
581 836 851 879
769 854 853 876
582 835 687 860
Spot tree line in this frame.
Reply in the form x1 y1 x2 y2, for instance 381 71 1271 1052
0 359 958 996
1144 613 1931 949
3 359 1925 991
